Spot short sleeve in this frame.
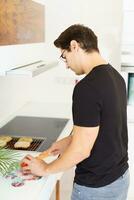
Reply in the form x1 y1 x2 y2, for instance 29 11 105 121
72 83 102 127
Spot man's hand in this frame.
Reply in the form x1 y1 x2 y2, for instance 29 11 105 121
47 135 72 156
20 155 49 177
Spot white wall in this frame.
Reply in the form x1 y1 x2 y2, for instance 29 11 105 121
0 0 123 119
43 0 123 68
0 76 32 121
29 0 123 108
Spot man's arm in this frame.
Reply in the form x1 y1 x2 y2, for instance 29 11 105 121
21 125 99 176
47 134 73 156
45 125 99 174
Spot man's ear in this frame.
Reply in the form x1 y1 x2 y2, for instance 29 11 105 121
70 40 79 51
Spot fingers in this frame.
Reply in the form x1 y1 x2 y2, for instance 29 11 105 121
50 149 60 155
25 154 34 160
20 155 33 173
22 167 31 173
22 170 31 175
20 161 31 174
20 154 34 168
21 162 28 167
20 159 30 167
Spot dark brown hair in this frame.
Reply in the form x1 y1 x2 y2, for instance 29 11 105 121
54 24 99 53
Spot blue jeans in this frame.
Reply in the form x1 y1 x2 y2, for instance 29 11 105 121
71 169 130 200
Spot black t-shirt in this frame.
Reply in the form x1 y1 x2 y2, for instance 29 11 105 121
72 64 128 187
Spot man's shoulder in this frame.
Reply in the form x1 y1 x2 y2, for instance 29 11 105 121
73 78 100 101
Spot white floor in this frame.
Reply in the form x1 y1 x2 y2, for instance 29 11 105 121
50 168 75 200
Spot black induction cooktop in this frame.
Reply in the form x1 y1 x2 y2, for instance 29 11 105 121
0 116 69 151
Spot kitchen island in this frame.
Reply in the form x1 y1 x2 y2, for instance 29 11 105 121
0 102 73 200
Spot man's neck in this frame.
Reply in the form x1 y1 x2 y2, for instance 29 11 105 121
83 52 108 74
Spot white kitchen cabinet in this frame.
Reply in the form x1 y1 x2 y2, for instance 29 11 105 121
121 0 134 71
128 123 134 199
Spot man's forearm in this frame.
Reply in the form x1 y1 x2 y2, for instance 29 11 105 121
63 134 72 144
45 140 88 175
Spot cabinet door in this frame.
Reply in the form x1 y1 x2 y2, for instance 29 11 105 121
128 123 134 199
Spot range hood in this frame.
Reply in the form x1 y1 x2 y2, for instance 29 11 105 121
0 60 59 77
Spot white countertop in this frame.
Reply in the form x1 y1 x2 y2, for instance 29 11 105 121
0 102 73 200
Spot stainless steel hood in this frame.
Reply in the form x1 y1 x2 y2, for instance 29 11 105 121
5 60 58 77
0 60 59 77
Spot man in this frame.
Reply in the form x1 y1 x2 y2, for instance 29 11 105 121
21 24 129 200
